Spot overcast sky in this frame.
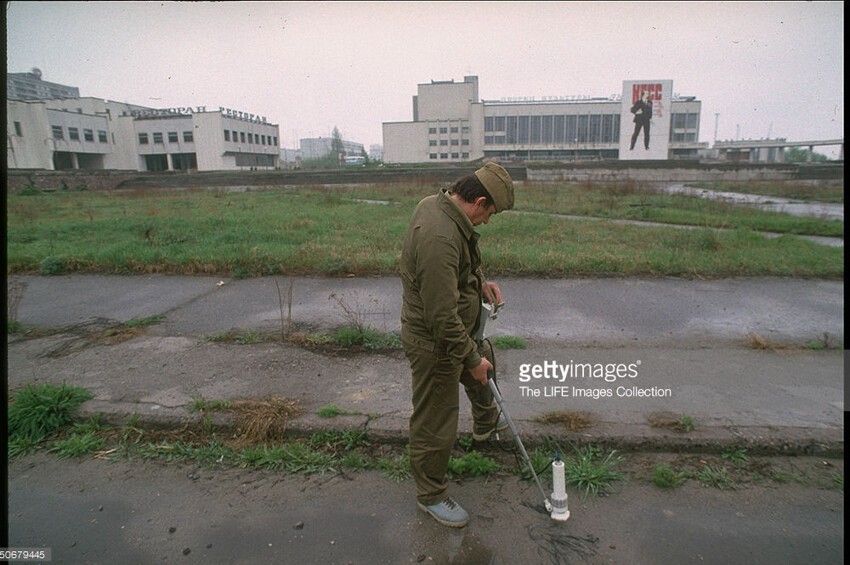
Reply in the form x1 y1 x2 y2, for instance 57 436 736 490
6 1 845 156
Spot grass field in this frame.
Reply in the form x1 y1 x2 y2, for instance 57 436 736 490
6 181 844 279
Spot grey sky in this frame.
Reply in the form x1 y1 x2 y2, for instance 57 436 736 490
6 1 844 156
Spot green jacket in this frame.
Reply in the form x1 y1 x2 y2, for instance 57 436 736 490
400 189 484 369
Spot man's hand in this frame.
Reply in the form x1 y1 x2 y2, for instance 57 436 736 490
482 280 503 305
469 356 493 385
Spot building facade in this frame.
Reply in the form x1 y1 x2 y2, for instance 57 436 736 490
300 137 366 161
7 96 280 172
382 76 705 163
7 68 80 101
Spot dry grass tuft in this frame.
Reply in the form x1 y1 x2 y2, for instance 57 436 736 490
745 332 802 351
647 412 695 433
230 397 303 444
536 411 596 432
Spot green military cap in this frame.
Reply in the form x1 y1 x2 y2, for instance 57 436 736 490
475 162 514 213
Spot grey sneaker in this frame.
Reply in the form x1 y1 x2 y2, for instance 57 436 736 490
417 497 470 528
472 412 510 442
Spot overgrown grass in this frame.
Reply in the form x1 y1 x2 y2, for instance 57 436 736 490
651 464 688 488
204 327 402 351
562 446 624 499
317 404 357 418
448 451 501 477
490 335 527 350
517 181 843 236
6 183 843 278
688 180 844 204
7 383 94 456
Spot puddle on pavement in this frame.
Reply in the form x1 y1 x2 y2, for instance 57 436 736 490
661 184 844 221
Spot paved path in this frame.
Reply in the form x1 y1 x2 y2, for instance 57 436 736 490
6 274 845 454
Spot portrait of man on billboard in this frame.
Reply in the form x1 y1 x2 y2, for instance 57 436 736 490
629 89 654 150
619 79 671 160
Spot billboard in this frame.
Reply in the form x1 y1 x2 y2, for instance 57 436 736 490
619 80 672 160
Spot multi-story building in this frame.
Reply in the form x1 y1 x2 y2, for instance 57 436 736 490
6 69 281 171
300 137 365 161
7 68 80 101
7 96 280 171
382 76 705 163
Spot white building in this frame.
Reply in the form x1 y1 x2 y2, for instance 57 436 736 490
7 92 280 171
300 137 365 161
382 76 705 163
368 144 383 162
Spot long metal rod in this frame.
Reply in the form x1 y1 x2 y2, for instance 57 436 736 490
488 377 552 512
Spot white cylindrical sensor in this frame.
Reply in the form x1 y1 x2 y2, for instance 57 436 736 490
550 459 570 521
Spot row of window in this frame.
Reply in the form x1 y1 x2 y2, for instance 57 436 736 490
52 125 109 143
485 114 623 144
429 153 470 160
428 126 470 135
139 131 194 144
484 113 699 146
224 130 278 146
429 139 470 147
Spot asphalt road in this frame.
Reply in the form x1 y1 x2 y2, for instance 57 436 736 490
8 453 844 565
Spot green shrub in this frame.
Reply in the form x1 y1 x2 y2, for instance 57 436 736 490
39 256 66 275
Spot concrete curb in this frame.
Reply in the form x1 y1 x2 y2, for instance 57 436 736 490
77 400 844 458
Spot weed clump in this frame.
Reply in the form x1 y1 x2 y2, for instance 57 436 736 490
8 383 93 456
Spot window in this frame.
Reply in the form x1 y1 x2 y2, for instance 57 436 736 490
462 153 469 158
450 139 459 146
52 126 64 139
168 131 179 143
439 140 448 146
429 140 437 146
429 127 437 134
530 116 541 143
440 153 448 159
462 126 470 134
542 116 553 143
98 130 108 143
261 135 266 145
138 133 149 144
153 132 163 144
451 153 459 159
224 130 231 142
577 115 589 143
429 153 438 159
439 127 448 134
517 116 529 144
69 127 80 141
14 121 22 136
240 132 245 143
273 137 277 146
83 129 94 142
461 139 469 146
183 131 194 142
450 127 458 133
248 133 253 144
554 116 565 143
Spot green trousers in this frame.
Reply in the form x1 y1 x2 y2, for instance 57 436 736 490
405 341 499 505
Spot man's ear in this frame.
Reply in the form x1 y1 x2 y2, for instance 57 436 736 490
474 196 489 208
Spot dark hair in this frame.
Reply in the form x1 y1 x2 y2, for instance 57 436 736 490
450 174 494 207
